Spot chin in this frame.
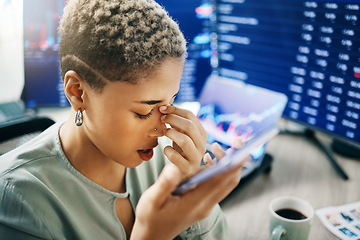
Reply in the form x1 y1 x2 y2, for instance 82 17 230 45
126 161 144 168
121 156 145 168
114 152 152 168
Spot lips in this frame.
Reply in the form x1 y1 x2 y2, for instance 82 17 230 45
137 143 158 161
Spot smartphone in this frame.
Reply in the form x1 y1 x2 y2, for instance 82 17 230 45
172 127 279 195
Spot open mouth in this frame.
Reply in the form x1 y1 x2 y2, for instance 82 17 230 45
137 148 154 161
137 142 158 161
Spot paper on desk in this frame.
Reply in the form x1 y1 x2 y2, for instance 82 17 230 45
316 201 360 240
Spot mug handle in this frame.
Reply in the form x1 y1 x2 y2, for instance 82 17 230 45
271 225 286 240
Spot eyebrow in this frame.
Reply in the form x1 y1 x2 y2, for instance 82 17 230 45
137 91 179 105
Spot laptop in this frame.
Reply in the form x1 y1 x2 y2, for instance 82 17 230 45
0 100 36 125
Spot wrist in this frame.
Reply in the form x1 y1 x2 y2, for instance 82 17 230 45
130 220 175 240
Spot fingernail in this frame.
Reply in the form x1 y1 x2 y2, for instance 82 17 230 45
159 106 167 111
161 115 166 121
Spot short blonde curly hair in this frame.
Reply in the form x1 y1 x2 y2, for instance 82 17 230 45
59 0 187 89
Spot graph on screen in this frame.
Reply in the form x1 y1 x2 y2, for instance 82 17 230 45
198 102 286 147
198 76 288 148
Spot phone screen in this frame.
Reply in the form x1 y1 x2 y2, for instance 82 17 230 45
172 127 279 195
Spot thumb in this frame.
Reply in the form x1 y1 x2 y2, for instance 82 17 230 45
211 142 225 160
148 164 182 207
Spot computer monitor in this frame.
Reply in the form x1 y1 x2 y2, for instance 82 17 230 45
215 0 360 154
156 0 214 102
23 0 67 108
22 0 212 108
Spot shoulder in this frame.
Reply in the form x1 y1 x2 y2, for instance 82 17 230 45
0 178 53 239
0 123 66 238
0 124 68 239
0 123 61 177
0 123 64 198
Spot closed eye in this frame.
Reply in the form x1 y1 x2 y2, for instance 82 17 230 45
136 109 153 120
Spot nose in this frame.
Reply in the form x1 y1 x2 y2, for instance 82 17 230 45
149 109 167 137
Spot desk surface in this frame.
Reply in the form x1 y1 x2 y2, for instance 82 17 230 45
221 131 360 240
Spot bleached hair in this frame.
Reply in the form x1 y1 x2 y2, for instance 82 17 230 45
59 0 186 89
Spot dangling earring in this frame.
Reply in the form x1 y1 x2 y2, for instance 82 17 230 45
75 108 83 126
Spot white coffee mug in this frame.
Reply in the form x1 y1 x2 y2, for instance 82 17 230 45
269 196 314 240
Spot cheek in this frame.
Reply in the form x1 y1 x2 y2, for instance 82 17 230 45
86 114 143 158
101 114 140 138
85 108 136 141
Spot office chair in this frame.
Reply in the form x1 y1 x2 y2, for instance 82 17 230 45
0 117 55 155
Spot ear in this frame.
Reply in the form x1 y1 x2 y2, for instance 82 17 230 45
63 70 86 111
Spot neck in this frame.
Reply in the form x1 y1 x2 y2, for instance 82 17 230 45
59 120 127 193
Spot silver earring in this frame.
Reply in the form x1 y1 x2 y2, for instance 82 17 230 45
75 109 83 126
153 128 157 131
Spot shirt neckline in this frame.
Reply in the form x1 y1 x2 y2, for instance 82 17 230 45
54 122 129 199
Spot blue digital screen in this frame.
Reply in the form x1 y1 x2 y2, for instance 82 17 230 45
23 0 67 107
22 0 213 107
216 0 360 147
156 0 214 102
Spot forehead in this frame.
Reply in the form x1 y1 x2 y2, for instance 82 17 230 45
100 59 184 103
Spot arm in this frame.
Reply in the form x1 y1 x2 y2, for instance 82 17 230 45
130 150 245 240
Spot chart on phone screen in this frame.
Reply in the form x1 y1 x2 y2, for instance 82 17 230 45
197 76 288 149
195 76 287 178
198 101 286 148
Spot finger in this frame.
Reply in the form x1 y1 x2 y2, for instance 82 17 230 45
173 142 183 155
164 146 194 175
159 105 207 138
145 164 182 208
184 150 251 204
161 114 207 153
203 153 215 166
211 142 225 160
165 128 202 160
231 137 245 149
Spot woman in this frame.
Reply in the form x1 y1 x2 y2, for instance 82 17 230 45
0 0 246 239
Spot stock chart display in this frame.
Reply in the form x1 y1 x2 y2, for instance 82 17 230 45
216 0 360 146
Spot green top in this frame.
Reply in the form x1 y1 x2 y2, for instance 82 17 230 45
0 123 228 239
